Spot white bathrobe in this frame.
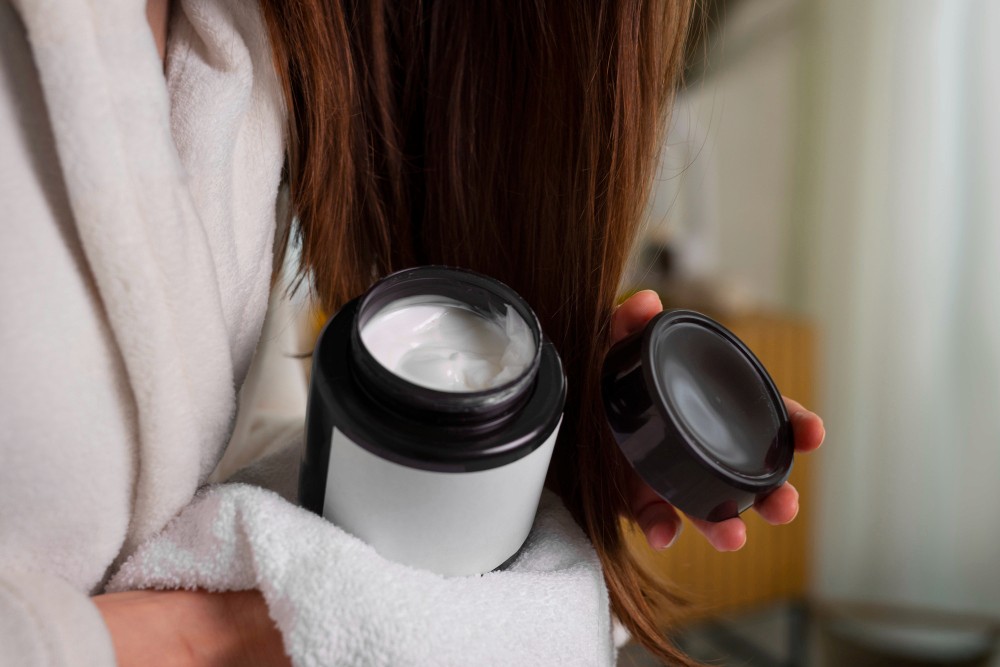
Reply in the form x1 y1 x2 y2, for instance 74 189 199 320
0 1 615 665
0 0 286 663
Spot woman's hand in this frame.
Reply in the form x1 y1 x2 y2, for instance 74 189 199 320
611 290 826 552
93 589 290 667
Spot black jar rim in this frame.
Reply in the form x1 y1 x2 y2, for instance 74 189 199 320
304 296 566 475
350 266 543 427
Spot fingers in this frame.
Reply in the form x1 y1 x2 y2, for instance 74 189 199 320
610 290 662 344
618 360 821 553
629 468 682 550
684 483 798 552
687 484 798 551
783 396 826 452
635 499 684 550
754 482 800 525
689 516 747 552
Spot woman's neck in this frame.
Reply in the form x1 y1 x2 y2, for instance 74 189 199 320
146 0 170 63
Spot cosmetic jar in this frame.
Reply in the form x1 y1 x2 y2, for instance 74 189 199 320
299 266 566 576
602 309 793 522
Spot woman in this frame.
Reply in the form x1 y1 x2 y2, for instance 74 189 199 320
0 0 824 665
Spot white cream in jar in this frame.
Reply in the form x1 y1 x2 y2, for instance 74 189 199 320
360 295 535 392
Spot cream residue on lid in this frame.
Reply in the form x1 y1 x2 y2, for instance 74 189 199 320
360 295 535 392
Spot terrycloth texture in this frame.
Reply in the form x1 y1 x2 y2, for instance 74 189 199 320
109 476 616 667
0 0 285 665
9 0 285 561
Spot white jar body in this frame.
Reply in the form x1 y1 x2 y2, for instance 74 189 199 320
322 420 561 576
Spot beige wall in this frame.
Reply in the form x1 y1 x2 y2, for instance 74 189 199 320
645 0 804 311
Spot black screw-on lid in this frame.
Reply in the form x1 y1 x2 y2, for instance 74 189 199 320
602 310 794 522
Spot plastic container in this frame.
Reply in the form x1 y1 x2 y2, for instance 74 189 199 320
299 267 565 576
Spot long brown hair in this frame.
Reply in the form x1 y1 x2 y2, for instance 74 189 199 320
260 1 694 663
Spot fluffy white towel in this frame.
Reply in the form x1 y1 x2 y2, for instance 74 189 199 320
109 449 616 667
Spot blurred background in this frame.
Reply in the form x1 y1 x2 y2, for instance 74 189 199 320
618 0 1000 664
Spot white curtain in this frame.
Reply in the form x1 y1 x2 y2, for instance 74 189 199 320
797 0 1000 615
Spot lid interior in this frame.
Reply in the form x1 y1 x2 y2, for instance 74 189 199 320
650 318 786 479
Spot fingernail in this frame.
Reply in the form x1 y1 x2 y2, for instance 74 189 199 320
651 522 682 550
641 290 663 306
667 521 682 549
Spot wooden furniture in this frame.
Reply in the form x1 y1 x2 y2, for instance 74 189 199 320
625 311 818 627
